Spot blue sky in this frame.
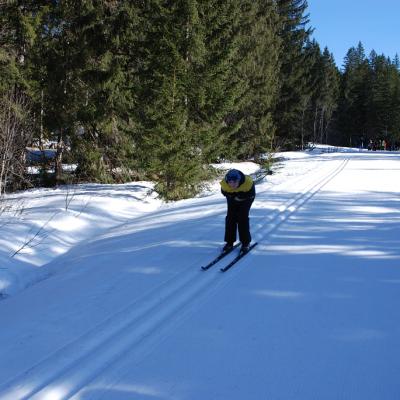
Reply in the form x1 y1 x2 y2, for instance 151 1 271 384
307 1 400 69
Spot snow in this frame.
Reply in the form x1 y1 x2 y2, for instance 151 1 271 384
1 147 400 399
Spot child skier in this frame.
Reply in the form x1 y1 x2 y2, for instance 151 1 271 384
220 169 255 254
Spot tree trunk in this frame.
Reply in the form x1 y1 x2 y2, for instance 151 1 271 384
55 128 64 183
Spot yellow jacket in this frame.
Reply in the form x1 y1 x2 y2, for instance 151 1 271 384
220 174 255 201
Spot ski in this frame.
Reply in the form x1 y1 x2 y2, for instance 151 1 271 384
201 243 240 271
220 242 258 272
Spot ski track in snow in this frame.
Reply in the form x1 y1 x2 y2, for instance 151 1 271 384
0 156 350 400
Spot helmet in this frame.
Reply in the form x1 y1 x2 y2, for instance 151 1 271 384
225 169 241 182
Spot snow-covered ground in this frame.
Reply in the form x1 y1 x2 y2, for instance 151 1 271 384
1 147 400 399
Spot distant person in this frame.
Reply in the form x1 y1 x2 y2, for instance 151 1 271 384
220 169 255 254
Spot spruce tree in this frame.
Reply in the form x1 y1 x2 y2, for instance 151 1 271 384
298 39 319 148
368 54 393 140
366 53 400 148
189 0 245 163
35 1 142 183
305 43 340 145
274 0 312 149
71 1 142 183
390 58 400 146
0 1 45 191
319 48 340 144
135 0 208 200
233 0 282 161
337 42 371 146
134 0 247 199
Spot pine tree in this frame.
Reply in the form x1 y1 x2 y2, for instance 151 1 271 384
274 0 312 149
0 1 46 192
134 0 208 200
233 0 282 161
319 48 340 144
0 3 18 94
134 0 247 200
368 54 393 140
0 1 45 93
298 39 319 148
337 42 371 146
305 44 340 146
71 2 142 183
390 58 400 146
34 1 142 183
189 0 245 163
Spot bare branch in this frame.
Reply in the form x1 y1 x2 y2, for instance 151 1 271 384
0 88 33 195
11 211 60 257
0 196 25 228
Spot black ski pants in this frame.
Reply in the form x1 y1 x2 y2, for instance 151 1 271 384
224 198 253 245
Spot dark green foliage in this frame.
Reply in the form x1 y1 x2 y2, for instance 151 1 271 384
274 0 312 149
336 43 371 145
39 2 141 183
0 2 46 192
134 0 205 200
233 1 282 161
300 41 340 147
2 1 400 199
368 53 398 139
335 43 400 147
189 0 246 162
135 0 248 200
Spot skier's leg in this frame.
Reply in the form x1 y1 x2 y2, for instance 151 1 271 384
224 201 238 244
237 200 253 246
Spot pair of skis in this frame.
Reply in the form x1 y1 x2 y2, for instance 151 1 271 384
201 242 258 272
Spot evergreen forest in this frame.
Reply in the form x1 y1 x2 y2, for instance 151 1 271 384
1 1 400 200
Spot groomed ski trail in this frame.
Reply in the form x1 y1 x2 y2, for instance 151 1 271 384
0 157 349 400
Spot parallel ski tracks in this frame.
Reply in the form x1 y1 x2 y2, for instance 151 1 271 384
255 157 349 238
0 158 349 400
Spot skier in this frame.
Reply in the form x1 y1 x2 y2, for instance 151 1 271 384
220 169 255 254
